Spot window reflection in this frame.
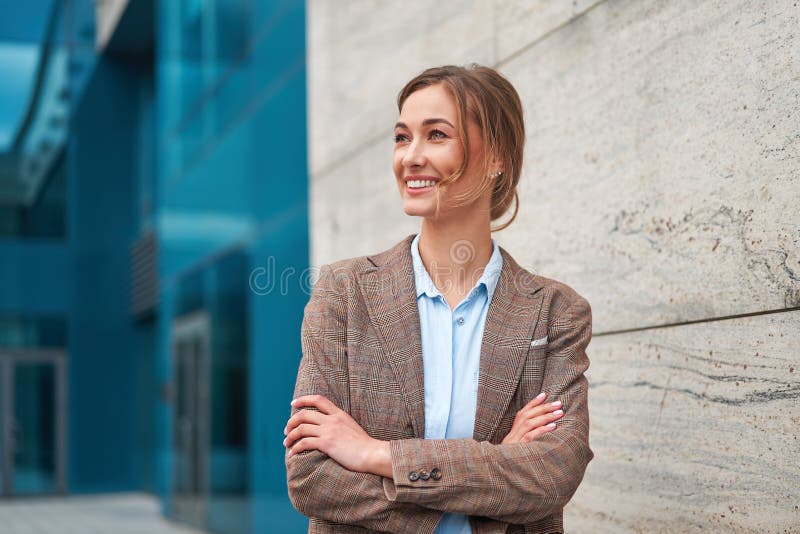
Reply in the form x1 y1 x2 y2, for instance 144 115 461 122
172 249 249 534
0 150 66 239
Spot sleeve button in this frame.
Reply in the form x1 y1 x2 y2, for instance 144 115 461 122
418 469 430 480
408 471 419 481
430 468 442 480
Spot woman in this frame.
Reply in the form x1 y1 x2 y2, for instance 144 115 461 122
284 65 593 534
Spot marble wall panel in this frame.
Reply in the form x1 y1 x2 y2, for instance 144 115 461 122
564 310 800 532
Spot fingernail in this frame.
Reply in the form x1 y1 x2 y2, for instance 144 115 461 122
551 401 561 407
283 427 287 435
547 423 556 428
536 392 546 399
290 399 296 406
282 438 287 446
553 409 563 415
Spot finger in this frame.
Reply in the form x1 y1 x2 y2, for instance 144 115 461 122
283 423 321 449
520 392 547 412
288 436 323 457
520 400 562 420
523 410 564 433
521 422 557 442
285 409 325 434
291 394 339 415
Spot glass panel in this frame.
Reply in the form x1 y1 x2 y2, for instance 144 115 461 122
0 206 24 236
173 327 207 528
23 151 67 239
12 361 56 494
180 0 205 121
0 149 67 239
192 334 204 494
0 363 5 495
176 271 205 316
213 0 249 70
209 251 249 534
138 318 157 492
174 339 193 497
0 316 67 349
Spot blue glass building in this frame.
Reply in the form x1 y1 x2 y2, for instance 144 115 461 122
0 1 309 532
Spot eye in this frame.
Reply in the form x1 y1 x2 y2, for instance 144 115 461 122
429 129 447 140
394 132 409 143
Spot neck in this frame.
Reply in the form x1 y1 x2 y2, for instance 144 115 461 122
417 213 493 297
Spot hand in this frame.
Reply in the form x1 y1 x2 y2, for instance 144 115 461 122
284 395 392 476
501 392 564 444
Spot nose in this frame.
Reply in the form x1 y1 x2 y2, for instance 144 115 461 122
402 138 426 169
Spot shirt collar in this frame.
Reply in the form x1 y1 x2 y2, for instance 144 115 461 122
410 232 504 302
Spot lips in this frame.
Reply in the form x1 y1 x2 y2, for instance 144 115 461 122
404 182 437 197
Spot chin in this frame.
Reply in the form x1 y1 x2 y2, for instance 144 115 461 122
403 208 433 218
402 200 436 218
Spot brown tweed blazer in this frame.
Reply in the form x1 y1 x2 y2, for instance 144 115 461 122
286 234 593 534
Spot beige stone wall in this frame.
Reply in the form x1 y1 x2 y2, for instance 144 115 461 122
306 1 800 531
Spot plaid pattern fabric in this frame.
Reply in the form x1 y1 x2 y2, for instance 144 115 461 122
286 234 593 534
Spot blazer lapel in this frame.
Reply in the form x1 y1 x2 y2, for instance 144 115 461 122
359 235 426 438
357 235 545 443
473 248 545 443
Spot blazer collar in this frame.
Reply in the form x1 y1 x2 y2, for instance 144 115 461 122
359 233 546 442
409 232 504 302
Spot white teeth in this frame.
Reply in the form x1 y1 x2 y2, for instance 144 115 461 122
407 179 436 188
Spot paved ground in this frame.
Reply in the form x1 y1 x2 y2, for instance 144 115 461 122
0 493 207 534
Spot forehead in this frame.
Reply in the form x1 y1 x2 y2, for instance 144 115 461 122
399 84 458 122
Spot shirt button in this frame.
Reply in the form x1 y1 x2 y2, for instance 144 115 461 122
418 469 430 480
430 468 442 480
408 471 419 482
456 317 465 326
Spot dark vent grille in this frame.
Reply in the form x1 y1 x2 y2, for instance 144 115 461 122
130 231 158 318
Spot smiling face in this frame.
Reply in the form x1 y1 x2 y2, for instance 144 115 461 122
393 83 493 222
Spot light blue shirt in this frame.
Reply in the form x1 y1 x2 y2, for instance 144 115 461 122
410 232 503 534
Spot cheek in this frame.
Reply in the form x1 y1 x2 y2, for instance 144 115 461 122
392 151 404 180
441 145 465 176
460 149 485 183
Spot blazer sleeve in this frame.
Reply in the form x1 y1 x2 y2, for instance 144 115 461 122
381 292 594 525
285 264 442 533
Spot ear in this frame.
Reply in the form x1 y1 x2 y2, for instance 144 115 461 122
489 150 504 175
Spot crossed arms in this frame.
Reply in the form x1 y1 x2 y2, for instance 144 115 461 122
285 264 593 532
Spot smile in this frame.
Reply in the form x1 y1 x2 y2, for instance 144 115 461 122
405 181 436 196
407 179 437 188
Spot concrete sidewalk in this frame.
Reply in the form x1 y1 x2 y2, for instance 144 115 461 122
0 493 206 534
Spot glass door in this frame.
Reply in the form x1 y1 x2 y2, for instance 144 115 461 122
171 312 210 528
0 351 66 496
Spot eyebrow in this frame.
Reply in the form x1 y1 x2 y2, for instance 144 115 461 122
394 118 455 130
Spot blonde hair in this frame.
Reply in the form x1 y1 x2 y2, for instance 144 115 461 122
397 64 525 231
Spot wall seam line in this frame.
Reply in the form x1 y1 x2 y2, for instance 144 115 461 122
595 305 800 337
494 0 610 69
